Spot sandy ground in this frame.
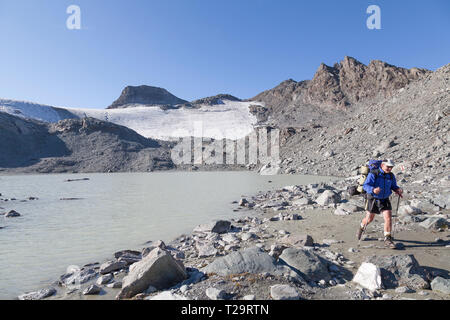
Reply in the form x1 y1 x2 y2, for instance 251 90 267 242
258 206 450 299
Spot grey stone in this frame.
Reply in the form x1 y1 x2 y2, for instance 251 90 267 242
418 217 448 230
221 233 239 244
270 284 301 300
114 250 141 259
365 255 429 290
281 234 314 247
180 269 205 286
292 198 312 206
179 285 189 294
82 284 102 295
106 281 122 289
433 194 450 209
269 244 287 259
338 202 361 213
206 287 227 300
117 248 187 299
147 291 187 300
100 260 128 274
398 205 422 216
196 242 218 258
193 220 231 234
18 287 56 300
60 267 98 287
395 286 414 294
96 273 114 285
201 247 293 278
240 232 256 241
430 277 450 295
279 247 331 282
334 208 350 216
239 198 248 206
5 210 21 217
315 190 340 206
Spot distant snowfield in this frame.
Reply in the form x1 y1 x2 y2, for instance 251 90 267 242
0 99 64 123
0 99 261 140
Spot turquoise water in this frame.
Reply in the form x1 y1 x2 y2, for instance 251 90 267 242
0 171 333 299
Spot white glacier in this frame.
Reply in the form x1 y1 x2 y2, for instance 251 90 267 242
0 99 261 140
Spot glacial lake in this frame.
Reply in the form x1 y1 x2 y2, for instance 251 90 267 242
0 171 335 299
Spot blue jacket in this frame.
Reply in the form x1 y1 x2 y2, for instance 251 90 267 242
363 167 400 199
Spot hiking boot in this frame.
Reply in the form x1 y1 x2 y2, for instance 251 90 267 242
384 235 396 249
357 225 365 240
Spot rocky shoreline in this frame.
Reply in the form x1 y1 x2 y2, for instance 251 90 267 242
14 175 450 301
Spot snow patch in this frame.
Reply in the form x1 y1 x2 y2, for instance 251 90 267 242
0 99 63 123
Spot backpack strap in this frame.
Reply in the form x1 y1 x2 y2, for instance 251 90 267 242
370 168 380 183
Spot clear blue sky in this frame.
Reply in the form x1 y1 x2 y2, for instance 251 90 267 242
0 0 448 109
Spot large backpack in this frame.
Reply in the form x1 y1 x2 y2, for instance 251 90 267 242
348 160 390 197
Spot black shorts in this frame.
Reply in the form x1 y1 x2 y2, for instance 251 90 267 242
367 198 392 214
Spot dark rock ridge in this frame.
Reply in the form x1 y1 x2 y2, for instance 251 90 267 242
250 56 431 128
190 94 241 106
0 113 174 173
107 85 188 109
252 56 430 109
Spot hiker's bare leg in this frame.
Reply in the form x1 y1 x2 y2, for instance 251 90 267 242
382 210 392 235
361 211 375 227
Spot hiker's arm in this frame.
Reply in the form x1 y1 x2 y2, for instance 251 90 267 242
391 174 399 191
391 175 403 197
363 173 375 194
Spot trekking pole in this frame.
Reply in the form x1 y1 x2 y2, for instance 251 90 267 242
392 194 400 239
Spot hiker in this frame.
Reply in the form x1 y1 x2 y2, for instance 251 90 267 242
357 159 403 248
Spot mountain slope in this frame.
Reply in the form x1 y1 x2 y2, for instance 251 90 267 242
0 114 174 173
275 63 449 179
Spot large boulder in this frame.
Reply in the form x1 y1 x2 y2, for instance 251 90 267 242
352 263 383 291
315 190 340 206
364 255 430 290
430 277 450 295
116 248 188 299
278 247 331 282
201 247 295 278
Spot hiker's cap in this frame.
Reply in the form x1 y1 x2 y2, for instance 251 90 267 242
382 159 395 167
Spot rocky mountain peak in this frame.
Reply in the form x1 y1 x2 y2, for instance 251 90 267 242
191 94 241 106
300 56 431 108
107 85 188 109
